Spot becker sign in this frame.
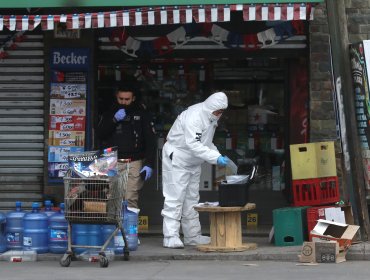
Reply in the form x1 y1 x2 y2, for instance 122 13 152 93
51 48 89 70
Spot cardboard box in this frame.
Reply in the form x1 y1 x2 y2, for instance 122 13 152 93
310 219 360 250
83 201 106 213
299 241 346 263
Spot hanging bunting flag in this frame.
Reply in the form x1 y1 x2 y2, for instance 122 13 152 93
261 5 268 21
160 7 167 25
211 5 218 22
211 24 229 43
110 12 117 27
123 11 130 26
257 28 277 48
167 26 186 47
22 15 28 31
300 4 307 20
197 6 206 23
124 36 141 57
72 14 79 29
224 5 230 22
33 15 41 30
173 7 180 24
274 5 282 21
135 9 143 26
0 3 315 31
60 14 67 23
148 8 155 25
9 15 16 31
186 6 193 23
287 4 294 21
97 12 104 28
85 13 92 28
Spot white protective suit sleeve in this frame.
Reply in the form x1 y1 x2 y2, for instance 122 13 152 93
183 118 221 165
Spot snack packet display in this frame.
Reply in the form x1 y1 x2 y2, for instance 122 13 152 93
68 147 118 178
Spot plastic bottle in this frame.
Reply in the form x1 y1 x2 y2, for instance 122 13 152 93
101 224 124 255
0 212 6 253
123 200 138 251
5 201 26 250
23 202 49 253
72 224 102 255
42 200 56 218
49 203 68 254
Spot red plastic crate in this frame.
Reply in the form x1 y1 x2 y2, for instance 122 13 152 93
292 176 339 207
306 206 333 240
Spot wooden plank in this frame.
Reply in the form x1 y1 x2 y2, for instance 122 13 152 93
195 203 256 212
209 212 217 246
225 212 242 247
216 212 226 247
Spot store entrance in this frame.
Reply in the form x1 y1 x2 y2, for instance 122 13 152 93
95 54 309 232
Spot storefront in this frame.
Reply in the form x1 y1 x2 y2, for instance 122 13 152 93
0 1 323 230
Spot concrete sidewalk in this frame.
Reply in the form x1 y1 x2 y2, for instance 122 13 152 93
35 236 370 262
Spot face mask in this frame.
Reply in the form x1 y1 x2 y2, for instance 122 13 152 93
209 114 220 122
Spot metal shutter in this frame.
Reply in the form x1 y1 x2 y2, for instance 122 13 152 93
0 33 44 209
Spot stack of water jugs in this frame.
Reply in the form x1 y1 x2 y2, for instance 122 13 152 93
0 200 138 256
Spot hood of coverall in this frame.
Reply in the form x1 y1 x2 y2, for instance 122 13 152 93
202 92 228 121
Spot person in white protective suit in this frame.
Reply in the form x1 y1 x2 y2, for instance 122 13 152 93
161 91 230 248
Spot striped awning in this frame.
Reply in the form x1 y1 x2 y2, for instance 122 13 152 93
0 4 316 31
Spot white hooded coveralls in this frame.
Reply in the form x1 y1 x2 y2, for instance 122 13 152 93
161 92 228 246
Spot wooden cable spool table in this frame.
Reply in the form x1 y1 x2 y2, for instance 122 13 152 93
194 203 257 252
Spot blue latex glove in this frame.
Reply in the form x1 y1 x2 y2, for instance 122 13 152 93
114 109 126 122
217 156 229 167
140 166 153 181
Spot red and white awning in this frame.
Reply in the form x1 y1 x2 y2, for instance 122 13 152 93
0 4 315 31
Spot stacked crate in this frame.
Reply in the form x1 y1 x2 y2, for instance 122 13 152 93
272 141 339 246
290 141 339 207
290 141 341 241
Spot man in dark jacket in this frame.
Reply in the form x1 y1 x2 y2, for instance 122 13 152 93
97 84 156 209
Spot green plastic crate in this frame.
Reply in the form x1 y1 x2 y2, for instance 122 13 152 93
273 207 308 246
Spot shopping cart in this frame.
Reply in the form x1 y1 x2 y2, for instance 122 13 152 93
60 160 130 268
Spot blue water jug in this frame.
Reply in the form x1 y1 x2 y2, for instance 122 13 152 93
23 202 49 253
42 200 56 218
49 203 68 254
0 212 6 253
102 224 124 255
5 201 26 250
72 224 102 254
123 201 138 251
